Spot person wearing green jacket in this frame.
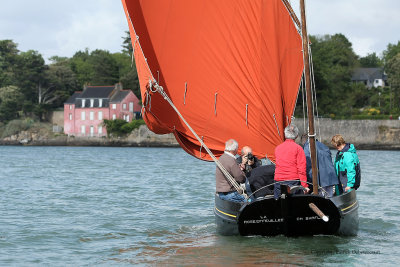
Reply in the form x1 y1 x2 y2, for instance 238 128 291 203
331 134 361 195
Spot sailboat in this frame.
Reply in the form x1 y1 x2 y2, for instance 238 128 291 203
121 0 359 236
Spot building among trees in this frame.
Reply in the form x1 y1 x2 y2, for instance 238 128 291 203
351 67 387 88
64 84 141 137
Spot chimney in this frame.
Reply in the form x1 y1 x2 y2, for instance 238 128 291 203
115 83 122 91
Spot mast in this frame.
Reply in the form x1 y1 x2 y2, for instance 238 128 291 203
300 0 318 195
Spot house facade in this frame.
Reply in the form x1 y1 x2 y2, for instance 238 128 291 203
351 67 387 89
64 84 141 137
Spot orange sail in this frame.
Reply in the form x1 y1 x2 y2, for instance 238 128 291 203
121 0 304 162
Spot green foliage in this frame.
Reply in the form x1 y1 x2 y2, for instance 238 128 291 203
385 53 400 112
103 119 145 137
0 40 19 87
0 85 24 122
359 53 383 67
1 118 34 138
383 41 400 64
296 34 358 117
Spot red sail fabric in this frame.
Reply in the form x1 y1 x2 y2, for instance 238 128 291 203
121 0 304 162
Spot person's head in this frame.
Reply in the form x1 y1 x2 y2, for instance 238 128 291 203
331 134 346 150
225 139 239 154
284 124 299 140
241 146 252 156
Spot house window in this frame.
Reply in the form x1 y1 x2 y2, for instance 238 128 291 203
123 103 127 110
90 99 94 107
81 111 85 120
69 113 72 120
126 115 130 122
98 126 103 135
112 114 116 120
90 111 94 120
82 99 86 107
129 102 133 112
81 125 86 135
112 104 116 109
99 99 103 107
90 126 94 137
98 111 103 120
69 104 72 110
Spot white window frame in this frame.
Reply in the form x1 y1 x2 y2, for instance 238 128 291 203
112 114 116 120
81 125 86 134
123 103 127 110
126 115 130 122
89 111 94 120
69 104 72 110
90 126 94 137
129 102 133 112
99 99 103 107
98 111 103 120
112 103 116 110
69 113 72 120
98 126 103 135
90 99 94 107
82 99 86 107
81 111 85 120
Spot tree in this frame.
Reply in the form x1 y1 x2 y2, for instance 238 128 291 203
0 40 19 87
14 50 46 103
303 34 358 116
359 52 383 67
40 58 78 107
386 53 400 111
112 52 140 97
70 49 120 87
383 41 400 64
0 85 24 122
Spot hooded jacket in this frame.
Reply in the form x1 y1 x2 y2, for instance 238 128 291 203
334 143 361 189
303 140 339 187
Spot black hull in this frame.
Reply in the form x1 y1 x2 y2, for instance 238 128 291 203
214 190 358 236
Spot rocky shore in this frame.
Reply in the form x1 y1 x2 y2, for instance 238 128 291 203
1 119 400 150
0 125 179 147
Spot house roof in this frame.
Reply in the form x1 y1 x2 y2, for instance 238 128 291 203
65 91 82 104
78 86 116 98
110 90 130 103
352 68 387 82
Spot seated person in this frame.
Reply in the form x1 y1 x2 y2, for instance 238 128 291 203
246 165 275 200
236 146 262 177
216 139 246 202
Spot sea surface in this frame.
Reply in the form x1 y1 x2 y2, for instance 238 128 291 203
0 146 399 266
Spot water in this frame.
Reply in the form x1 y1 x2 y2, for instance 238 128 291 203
0 146 399 266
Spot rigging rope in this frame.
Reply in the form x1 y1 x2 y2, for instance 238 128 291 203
125 11 246 198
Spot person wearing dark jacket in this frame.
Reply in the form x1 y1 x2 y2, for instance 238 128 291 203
302 134 339 197
331 134 361 194
236 146 262 177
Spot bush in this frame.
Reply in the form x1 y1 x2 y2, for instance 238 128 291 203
1 118 34 138
103 119 145 137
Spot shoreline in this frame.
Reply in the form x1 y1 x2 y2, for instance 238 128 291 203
1 119 400 150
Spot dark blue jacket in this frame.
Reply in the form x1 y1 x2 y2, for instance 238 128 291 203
303 140 339 187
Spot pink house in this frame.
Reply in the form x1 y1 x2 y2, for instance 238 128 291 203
64 84 141 137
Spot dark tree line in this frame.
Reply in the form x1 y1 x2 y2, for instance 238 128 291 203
0 31 139 122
